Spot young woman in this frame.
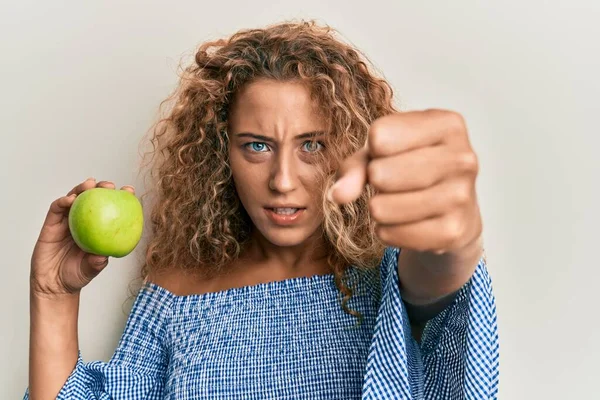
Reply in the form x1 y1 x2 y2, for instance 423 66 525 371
26 20 498 399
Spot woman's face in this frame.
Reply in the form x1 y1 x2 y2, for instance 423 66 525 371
228 79 328 248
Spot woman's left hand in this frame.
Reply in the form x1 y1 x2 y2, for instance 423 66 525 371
328 109 482 255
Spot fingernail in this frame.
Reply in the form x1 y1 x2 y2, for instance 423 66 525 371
95 257 108 265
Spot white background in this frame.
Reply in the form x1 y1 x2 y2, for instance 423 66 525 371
1 1 598 398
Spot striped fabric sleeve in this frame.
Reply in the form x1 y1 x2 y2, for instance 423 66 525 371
361 246 499 400
23 285 173 400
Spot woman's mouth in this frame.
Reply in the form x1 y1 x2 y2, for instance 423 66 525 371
264 207 306 225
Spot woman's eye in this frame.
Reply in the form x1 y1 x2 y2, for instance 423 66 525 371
246 142 269 152
302 141 324 153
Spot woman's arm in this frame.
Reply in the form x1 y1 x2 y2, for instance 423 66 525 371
363 245 498 399
25 283 172 400
27 178 134 399
28 293 80 400
328 110 485 310
397 235 484 306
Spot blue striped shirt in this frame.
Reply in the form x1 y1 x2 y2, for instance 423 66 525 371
24 246 499 399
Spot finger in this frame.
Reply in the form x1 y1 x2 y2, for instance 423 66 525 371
96 180 116 189
67 177 97 196
368 110 469 158
120 185 135 194
375 210 481 253
43 194 77 227
369 179 473 225
368 146 478 192
328 146 369 204
80 253 110 283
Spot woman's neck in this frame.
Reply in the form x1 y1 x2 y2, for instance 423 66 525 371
239 227 331 274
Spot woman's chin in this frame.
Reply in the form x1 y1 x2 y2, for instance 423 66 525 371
249 215 322 248
262 230 309 247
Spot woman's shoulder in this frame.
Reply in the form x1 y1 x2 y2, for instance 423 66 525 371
146 267 205 297
120 274 178 337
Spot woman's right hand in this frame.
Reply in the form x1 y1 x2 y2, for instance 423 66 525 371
30 178 136 298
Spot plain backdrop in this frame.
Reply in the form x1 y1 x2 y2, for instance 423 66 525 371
2 1 599 398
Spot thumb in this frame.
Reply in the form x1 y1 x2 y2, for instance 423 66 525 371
328 145 369 205
80 253 109 284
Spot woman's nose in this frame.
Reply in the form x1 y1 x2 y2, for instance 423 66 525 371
268 152 298 193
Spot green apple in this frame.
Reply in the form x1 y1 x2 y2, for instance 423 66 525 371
68 187 144 258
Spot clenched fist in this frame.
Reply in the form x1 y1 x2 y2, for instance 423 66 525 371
329 109 482 255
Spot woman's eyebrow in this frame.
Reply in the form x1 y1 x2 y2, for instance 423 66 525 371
235 131 325 143
295 131 325 140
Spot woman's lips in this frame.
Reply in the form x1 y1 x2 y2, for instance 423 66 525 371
264 208 306 225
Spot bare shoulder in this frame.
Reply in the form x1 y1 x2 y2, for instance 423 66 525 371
147 268 206 297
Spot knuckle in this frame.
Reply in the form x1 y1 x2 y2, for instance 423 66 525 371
375 224 391 244
423 108 444 119
368 117 394 154
367 161 384 188
452 182 472 206
442 217 464 246
369 198 383 222
447 110 467 130
423 109 466 139
368 122 384 152
456 150 479 173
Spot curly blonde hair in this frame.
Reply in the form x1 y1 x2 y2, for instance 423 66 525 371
136 19 398 315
